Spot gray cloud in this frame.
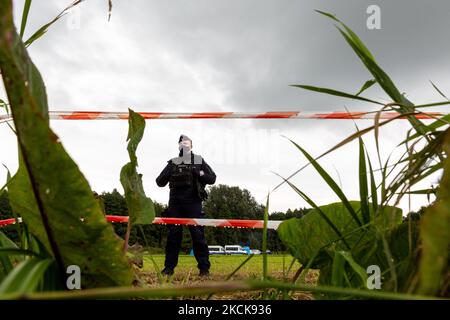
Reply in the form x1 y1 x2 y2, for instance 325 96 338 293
1 0 449 214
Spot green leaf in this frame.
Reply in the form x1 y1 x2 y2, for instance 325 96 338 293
277 201 402 269
367 155 378 214
272 172 350 249
0 231 18 274
331 251 346 288
290 84 382 105
430 81 448 100
358 137 370 224
403 188 437 195
417 130 450 295
400 113 450 144
120 108 155 225
317 10 430 136
287 138 363 227
270 113 410 196
315 10 376 62
330 251 367 295
108 0 113 22
24 0 83 47
335 26 404 104
0 258 52 294
0 1 133 288
317 10 403 103
262 194 269 281
0 164 11 194
19 0 32 38
0 98 9 114
337 251 368 286
356 79 376 96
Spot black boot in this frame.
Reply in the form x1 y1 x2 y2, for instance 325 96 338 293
161 267 174 276
199 269 210 277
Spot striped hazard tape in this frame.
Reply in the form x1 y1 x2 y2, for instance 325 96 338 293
0 215 282 230
0 110 446 122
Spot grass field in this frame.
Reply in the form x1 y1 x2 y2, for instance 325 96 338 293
139 253 317 299
143 253 301 278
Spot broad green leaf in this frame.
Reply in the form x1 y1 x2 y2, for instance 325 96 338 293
356 79 376 96
290 84 382 105
0 258 52 294
277 201 402 269
120 108 155 225
0 1 133 288
417 130 450 295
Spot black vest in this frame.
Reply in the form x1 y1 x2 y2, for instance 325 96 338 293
168 153 207 202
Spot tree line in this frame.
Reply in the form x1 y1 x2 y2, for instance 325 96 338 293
0 184 310 253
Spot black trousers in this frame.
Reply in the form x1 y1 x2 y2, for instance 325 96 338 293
164 201 211 271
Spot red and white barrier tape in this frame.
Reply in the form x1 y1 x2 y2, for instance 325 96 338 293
0 110 446 122
0 215 282 230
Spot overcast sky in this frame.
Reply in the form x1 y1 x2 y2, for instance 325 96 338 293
1 0 450 215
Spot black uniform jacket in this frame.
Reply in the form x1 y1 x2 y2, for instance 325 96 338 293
156 153 216 203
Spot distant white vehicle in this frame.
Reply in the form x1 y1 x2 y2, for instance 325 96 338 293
224 245 248 255
208 245 225 255
250 249 261 255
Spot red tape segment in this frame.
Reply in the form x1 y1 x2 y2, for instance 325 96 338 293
0 215 282 230
0 110 445 122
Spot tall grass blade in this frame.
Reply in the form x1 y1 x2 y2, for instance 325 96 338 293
24 0 83 47
269 113 415 197
19 0 32 38
430 81 448 100
356 79 376 96
262 193 269 281
337 251 368 286
0 258 53 294
108 0 113 21
287 138 362 227
358 137 370 224
367 154 378 214
272 172 350 249
290 84 382 105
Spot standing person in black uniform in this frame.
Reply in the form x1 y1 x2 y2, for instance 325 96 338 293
156 135 216 276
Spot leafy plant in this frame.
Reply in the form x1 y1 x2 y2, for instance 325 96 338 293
120 108 155 251
275 10 450 298
0 0 133 288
